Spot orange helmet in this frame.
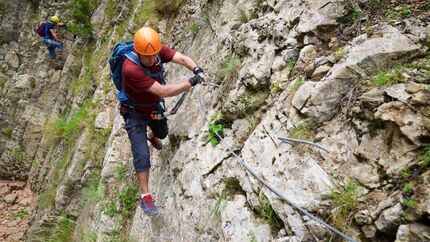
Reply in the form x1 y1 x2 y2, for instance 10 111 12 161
133 27 162 56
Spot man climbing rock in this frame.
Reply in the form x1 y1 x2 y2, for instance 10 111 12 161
41 16 64 70
118 27 205 216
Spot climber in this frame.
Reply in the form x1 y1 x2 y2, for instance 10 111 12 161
41 16 64 70
118 27 206 216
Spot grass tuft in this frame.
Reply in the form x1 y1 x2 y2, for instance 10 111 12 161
325 180 361 229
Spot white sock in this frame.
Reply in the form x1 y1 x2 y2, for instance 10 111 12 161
141 193 150 198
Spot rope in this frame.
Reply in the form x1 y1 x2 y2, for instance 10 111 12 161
194 86 357 242
278 137 329 153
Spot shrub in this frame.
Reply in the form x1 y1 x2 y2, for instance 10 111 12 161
237 8 249 23
325 180 361 229
116 164 127 181
288 77 304 94
119 185 138 217
418 144 430 169
370 69 404 86
255 195 283 231
68 0 95 39
402 198 417 209
205 112 226 148
220 55 242 81
45 101 93 145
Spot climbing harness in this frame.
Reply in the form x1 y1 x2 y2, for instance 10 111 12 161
194 86 357 242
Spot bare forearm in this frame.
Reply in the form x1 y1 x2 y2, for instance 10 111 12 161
172 52 197 71
160 81 191 98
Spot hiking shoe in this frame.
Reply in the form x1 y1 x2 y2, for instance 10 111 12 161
140 194 158 216
54 64 62 70
149 136 163 150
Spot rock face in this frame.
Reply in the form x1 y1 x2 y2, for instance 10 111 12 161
395 224 430 242
0 0 429 241
292 26 420 122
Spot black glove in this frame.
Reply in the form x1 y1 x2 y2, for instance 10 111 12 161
193 66 207 82
188 74 204 86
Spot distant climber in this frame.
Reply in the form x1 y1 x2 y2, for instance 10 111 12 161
37 16 64 70
110 27 206 216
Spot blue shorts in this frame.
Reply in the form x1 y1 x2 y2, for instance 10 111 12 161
43 39 63 59
120 109 168 172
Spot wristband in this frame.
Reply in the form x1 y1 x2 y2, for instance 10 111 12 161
193 66 204 75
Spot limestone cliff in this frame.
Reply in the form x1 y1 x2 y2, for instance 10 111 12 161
0 0 429 241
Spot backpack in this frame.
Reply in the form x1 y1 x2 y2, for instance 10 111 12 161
36 22 46 37
108 40 166 107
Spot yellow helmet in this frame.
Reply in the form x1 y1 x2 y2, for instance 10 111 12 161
50 16 59 23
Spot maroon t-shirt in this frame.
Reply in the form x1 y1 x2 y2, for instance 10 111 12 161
122 45 176 113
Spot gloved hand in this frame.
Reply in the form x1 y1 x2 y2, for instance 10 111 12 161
188 74 204 86
193 66 207 82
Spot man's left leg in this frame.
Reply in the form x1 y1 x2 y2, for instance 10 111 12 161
147 118 168 150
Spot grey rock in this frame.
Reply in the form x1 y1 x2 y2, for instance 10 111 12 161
359 88 385 109
362 224 377 238
304 63 316 78
375 101 430 145
375 203 403 233
311 65 331 81
95 112 110 129
5 51 19 69
292 26 419 122
295 45 318 71
395 224 430 242
272 55 287 72
3 193 18 204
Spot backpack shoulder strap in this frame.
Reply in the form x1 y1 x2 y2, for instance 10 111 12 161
125 51 143 67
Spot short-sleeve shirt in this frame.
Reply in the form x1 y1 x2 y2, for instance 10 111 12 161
44 22 55 40
122 45 176 113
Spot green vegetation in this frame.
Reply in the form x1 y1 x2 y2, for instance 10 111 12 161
369 68 404 86
255 194 283 231
35 216 76 242
37 150 74 208
369 1 383 10
81 171 103 202
45 101 93 145
70 44 108 96
237 8 249 23
237 91 268 117
1 127 12 137
325 180 361 229
401 167 411 179
67 0 95 39
418 144 430 169
104 200 118 217
270 82 282 94
116 164 127 181
214 194 226 218
134 0 183 31
402 183 413 194
288 122 314 142
188 22 199 35
105 0 120 20
333 47 347 59
288 77 304 94
119 185 138 218
402 198 417 209
337 4 363 25
207 121 224 148
12 209 29 220
220 55 242 81
286 60 296 73
248 230 258 242
11 146 25 164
